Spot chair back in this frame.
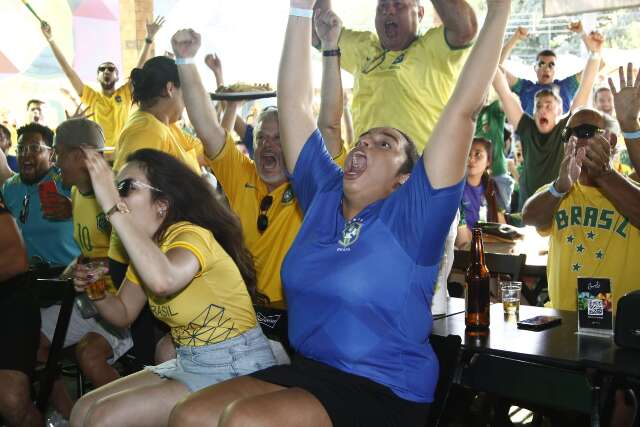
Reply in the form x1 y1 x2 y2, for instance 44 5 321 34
452 250 526 281
427 334 462 426
30 269 76 412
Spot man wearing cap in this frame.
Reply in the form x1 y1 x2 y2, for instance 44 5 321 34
493 32 603 209
40 17 164 149
39 118 132 420
522 108 640 312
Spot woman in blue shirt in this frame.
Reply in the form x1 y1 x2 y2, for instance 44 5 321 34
167 1 511 426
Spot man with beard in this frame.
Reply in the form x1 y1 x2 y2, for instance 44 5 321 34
0 123 79 266
312 0 477 151
171 28 346 304
499 22 604 115
40 17 164 149
493 32 603 209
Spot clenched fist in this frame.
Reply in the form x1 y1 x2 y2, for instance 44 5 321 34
171 29 201 59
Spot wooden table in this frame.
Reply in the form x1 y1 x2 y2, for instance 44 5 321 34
431 299 640 425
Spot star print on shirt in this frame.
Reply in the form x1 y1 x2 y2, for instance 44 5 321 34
572 262 582 272
576 244 585 254
586 230 597 240
566 234 576 244
595 249 604 260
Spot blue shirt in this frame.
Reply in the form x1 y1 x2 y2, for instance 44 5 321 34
282 130 464 402
462 181 486 229
1 168 79 266
242 124 255 159
512 75 579 115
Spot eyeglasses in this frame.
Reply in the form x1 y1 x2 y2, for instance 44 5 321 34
20 193 29 224
535 61 555 70
116 178 162 198
17 143 51 156
98 66 116 73
362 50 389 75
562 124 603 143
257 195 273 233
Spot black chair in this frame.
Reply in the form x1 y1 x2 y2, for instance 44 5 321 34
427 334 462 427
451 250 526 281
31 272 77 412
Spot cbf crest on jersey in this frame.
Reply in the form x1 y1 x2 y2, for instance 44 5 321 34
339 220 363 248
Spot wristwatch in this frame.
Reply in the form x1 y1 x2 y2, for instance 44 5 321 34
105 201 130 221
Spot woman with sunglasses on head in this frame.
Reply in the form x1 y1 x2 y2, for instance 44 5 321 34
167 1 510 426
69 148 276 427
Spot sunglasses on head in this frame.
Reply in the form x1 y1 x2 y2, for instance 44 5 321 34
116 178 162 198
257 195 273 233
98 65 116 73
562 124 603 143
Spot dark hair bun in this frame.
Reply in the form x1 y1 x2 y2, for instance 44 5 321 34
130 57 180 105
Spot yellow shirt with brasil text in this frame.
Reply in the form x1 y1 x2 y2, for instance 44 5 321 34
71 187 116 293
108 110 203 263
339 26 469 151
537 182 640 312
208 133 346 303
125 222 257 347
81 83 133 151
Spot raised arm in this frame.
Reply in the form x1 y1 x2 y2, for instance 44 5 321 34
423 0 510 189
315 8 344 157
522 137 584 229
41 21 83 96
278 0 318 173
135 16 165 69
171 30 226 159
499 27 527 87
432 0 478 48
609 63 640 173
493 67 524 129
569 31 604 112
204 53 224 89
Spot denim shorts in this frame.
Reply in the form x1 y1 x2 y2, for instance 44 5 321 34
145 325 277 392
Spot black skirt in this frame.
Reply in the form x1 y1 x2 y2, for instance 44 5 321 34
250 354 430 427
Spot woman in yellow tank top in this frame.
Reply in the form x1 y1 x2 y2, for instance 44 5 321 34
70 148 276 427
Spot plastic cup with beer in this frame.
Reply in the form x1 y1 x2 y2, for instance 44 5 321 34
500 281 522 315
83 259 108 301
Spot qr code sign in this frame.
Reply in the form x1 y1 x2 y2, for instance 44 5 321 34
588 299 604 316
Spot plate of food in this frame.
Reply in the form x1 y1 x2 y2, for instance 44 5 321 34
210 83 276 101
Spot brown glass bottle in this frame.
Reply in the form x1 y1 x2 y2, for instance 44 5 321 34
465 227 490 330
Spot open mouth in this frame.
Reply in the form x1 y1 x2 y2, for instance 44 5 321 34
539 117 549 127
21 162 35 174
344 151 367 179
384 20 399 38
260 152 279 171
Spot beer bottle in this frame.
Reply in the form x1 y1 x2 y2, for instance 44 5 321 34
465 227 490 330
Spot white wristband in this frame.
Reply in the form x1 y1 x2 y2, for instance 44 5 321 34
548 181 567 198
588 51 601 61
290 7 313 18
175 57 195 65
622 129 640 140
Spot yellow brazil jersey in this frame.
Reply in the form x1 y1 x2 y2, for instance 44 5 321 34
71 187 117 293
208 133 346 303
537 182 640 312
339 26 469 151
81 83 133 150
108 110 203 263
125 221 257 347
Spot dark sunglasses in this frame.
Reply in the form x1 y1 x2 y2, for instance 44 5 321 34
98 66 116 72
116 178 162 198
257 195 273 233
562 124 603 143
20 193 29 224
